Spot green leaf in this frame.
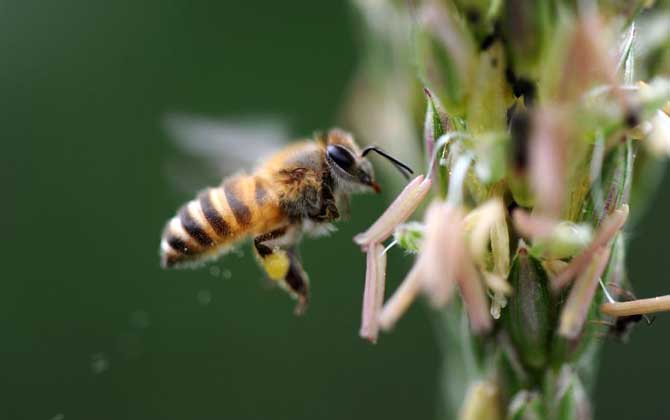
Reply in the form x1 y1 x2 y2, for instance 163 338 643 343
580 139 634 226
424 88 451 197
413 2 476 114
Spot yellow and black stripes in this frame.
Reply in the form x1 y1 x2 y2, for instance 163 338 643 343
198 189 231 237
161 200 212 267
223 178 252 227
179 204 214 247
160 175 283 268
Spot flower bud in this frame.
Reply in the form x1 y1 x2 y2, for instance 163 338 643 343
503 243 557 370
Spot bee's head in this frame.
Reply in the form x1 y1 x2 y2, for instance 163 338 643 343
323 128 413 194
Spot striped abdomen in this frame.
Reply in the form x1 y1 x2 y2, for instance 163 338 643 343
160 175 284 268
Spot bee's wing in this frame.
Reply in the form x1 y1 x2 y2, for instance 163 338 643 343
163 113 290 193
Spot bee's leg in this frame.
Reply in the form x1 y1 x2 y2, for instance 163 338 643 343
310 182 339 223
605 283 638 301
643 314 656 326
253 227 310 315
336 192 351 220
283 249 310 315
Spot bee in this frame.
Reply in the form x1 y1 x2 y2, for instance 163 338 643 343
160 126 412 314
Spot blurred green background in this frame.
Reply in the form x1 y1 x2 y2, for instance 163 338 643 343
3 1 669 419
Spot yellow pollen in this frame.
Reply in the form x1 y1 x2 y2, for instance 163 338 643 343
262 250 290 281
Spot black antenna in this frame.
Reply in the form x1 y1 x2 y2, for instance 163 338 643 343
361 146 414 180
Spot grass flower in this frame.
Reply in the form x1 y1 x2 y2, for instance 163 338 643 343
347 0 670 417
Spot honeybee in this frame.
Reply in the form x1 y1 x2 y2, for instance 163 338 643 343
160 124 412 314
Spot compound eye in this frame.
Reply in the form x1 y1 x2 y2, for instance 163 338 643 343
327 145 355 171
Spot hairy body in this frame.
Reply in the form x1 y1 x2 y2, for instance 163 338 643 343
159 129 406 313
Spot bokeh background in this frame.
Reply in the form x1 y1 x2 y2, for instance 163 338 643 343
4 1 669 419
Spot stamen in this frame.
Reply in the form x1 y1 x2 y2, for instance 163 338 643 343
512 209 557 239
483 272 512 296
529 108 567 218
601 295 670 317
491 214 511 278
419 201 459 307
354 175 432 247
419 201 492 333
458 258 493 334
379 262 423 331
559 246 611 339
447 154 473 206
464 198 506 265
360 243 387 343
490 291 507 320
